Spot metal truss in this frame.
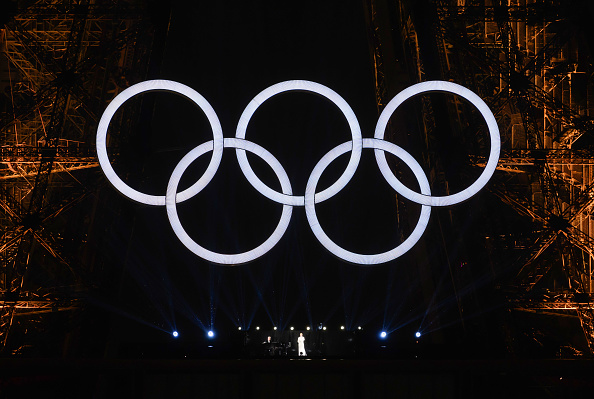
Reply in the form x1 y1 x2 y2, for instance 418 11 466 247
0 0 151 354
513 290 594 353
439 0 594 353
367 0 594 354
1 143 99 180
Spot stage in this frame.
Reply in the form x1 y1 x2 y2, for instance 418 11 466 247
0 358 592 398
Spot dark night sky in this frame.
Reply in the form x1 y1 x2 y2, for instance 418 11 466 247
97 0 482 349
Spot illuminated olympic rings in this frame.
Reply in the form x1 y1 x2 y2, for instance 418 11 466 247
96 79 500 265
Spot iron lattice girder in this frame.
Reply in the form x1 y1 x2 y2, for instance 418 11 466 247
513 304 594 350
15 1 144 18
0 162 99 181
0 145 99 180
0 145 98 162
472 149 594 167
0 0 152 352
512 290 593 310
383 0 594 354
491 182 594 283
434 6 593 146
489 169 594 228
515 302 594 311
430 1 594 296
0 228 26 257
1 3 148 137
0 299 79 313
436 4 569 23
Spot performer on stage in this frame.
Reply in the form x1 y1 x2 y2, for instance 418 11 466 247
297 332 307 356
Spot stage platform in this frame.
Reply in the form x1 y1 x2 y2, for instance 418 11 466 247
0 358 592 398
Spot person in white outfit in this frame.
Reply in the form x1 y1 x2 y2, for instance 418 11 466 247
297 332 306 356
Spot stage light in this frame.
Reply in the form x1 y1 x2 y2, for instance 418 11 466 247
358 326 362 330
323 326 327 331
380 331 387 339
340 326 345 330
306 326 310 331
207 330 214 338
172 331 179 338
273 326 277 330
238 326 242 331
415 331 421 338
290 326 294 331
256 326 260 330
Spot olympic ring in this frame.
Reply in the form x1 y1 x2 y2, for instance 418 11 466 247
305 138 431 265
166 138 294 265
96 80 224 206
97 79 500 265
235 80 362 206
374 81 500 206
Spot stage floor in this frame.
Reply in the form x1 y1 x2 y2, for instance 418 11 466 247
0 358 592 398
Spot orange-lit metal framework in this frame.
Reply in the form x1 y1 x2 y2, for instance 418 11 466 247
0 0 151 354
366 0 594 354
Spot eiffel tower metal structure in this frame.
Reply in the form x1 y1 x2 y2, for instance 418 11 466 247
366 0 594 355
0 0 152 355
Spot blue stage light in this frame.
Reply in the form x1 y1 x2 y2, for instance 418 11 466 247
207 330 214 338
380 331 387 339
172 331 179 338
415 331 421 338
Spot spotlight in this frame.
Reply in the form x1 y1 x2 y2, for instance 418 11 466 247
290 326 294 331
273 326 277 331
172 331 179 338
358 326 362 330
340 326 345 330
256 326 260 330
207 330 214 338
238 326 242 331
415 331 421 338
380 331 387 339
306 326 310 331
323 326 327 331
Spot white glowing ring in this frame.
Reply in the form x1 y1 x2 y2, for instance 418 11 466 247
305 138 431 265
235 80 363 206
96 80 224 206
98 79 499 265
374 81 500 206
166 138 293 265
